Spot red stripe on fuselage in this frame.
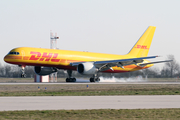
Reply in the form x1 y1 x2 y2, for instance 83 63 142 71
23 56 29 60
5 61 77 70
5 56 22 60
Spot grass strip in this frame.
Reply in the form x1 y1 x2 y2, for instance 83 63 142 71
0 84 180 96
0 109 180 120
0 89 180 96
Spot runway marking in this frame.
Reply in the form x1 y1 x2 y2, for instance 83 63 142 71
0 95 180 111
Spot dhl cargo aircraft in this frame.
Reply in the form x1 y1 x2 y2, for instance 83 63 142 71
4 26 171 82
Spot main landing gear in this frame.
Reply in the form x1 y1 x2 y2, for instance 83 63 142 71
65 70 100 83
90 73 100 82
66 70 76 82
20 65 26 78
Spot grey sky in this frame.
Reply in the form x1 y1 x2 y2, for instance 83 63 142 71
1 0 180 68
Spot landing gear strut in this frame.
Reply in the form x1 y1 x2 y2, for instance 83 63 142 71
20 65 26 78
90 73 100 82
66 70 76 82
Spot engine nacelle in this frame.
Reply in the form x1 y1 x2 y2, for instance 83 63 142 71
77 62 98 75
34 66 57 76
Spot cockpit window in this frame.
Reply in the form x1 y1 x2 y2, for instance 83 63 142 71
8 52 20 55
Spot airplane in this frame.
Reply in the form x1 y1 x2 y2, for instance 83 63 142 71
4 26 172 82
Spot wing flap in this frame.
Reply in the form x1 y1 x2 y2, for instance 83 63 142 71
139 60 173 67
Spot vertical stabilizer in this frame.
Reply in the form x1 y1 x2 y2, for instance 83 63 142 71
127 26 156 57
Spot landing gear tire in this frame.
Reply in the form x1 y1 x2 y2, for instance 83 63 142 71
90 78 94 82
73 78 76 82
66 70 76 82
21 74 26 78
95 78 100 82
66 78 76 82
90 77 100 82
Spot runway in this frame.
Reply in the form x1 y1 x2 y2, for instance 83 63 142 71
0 82 180 85
0 95 180 111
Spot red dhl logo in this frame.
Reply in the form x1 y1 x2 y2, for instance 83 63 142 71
29 52 60 62
135 45 149 49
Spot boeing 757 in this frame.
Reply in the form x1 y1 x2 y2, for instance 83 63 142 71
4 26 171 82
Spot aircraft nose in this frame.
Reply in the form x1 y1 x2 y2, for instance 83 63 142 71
4 55 10 63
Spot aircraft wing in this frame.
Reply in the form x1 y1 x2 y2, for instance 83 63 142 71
138 60 173 67
70 55 168 71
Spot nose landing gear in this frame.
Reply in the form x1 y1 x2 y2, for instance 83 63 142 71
20 65 26 78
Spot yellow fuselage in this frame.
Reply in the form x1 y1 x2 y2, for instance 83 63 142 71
4 47 152 73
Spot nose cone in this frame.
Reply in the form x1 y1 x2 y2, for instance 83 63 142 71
4 55 9 63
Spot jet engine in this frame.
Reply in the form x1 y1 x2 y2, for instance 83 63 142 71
34 66 57 76
77 62 98 75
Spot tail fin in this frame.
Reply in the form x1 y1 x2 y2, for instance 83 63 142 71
127 26 156 57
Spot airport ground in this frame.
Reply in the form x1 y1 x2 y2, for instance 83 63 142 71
0 77 180 96
0 77 180 119
0 77 180 83
0 83 180 96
